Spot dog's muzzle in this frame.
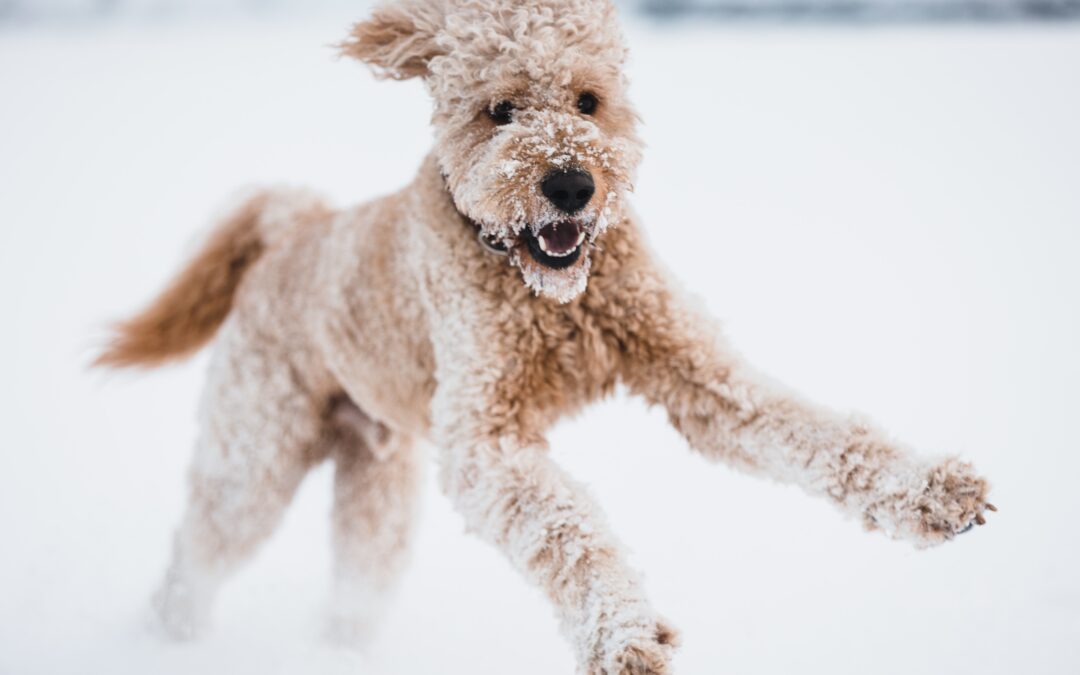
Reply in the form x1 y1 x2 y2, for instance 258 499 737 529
523 221 586 269
445 174 590 269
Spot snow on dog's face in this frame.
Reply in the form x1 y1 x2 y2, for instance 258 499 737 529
342 0 642 303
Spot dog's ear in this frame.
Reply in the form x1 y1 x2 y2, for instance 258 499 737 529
340 1 444 80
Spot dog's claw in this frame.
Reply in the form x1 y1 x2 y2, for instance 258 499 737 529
956 501 993 535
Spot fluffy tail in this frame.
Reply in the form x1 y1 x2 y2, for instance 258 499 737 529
95 189 327 369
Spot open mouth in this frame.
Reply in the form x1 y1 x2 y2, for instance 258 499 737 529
523 221 587 269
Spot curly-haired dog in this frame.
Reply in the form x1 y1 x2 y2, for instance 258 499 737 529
97 0 994 672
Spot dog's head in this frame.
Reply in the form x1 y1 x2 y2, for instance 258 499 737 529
342 0 642 303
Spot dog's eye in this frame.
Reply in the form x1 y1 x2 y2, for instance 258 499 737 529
577 92 598 115
488 100 514 126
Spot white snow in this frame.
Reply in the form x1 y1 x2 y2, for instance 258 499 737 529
1 14 1079 675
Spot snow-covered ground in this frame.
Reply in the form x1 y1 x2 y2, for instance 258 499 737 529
2 13 1079 675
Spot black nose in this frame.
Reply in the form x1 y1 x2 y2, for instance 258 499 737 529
541 170 595 214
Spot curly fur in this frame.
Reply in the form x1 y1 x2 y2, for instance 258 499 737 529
100 1 993 671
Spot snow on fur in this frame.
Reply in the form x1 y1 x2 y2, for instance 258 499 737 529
93 3 994 675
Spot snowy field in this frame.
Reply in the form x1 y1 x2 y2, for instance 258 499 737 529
2 13 1079 675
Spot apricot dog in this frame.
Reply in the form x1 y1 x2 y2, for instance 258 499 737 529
98 1 993 672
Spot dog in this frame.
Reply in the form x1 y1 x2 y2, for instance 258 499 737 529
97 1 994 672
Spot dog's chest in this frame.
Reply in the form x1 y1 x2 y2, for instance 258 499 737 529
491 300 620 417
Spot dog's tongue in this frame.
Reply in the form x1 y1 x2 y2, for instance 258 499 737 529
537 221 583 255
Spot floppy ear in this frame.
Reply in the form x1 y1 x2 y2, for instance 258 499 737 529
339 1 444 80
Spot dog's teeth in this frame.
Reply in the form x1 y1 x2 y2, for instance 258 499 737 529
537 229 583 258
539 237 574 257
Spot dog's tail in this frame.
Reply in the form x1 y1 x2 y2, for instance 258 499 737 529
94 188 329 369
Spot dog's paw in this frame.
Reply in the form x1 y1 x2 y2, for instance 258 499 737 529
149 576 206 641
587 618 679 675
323 613 374 650
866 458 995 548
322 578 391 649
324 601 384 650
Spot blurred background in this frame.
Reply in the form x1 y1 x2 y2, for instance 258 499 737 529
1 2 1078 674
3 0 1080 21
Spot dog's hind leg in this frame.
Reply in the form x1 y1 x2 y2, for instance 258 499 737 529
151 320 328 640
323 398 422 647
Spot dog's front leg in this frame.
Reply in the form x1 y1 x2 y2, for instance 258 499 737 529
600 237 992 548
431 384 677 674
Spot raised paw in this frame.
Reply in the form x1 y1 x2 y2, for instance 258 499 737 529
587 618 679 675
867 458 995 548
